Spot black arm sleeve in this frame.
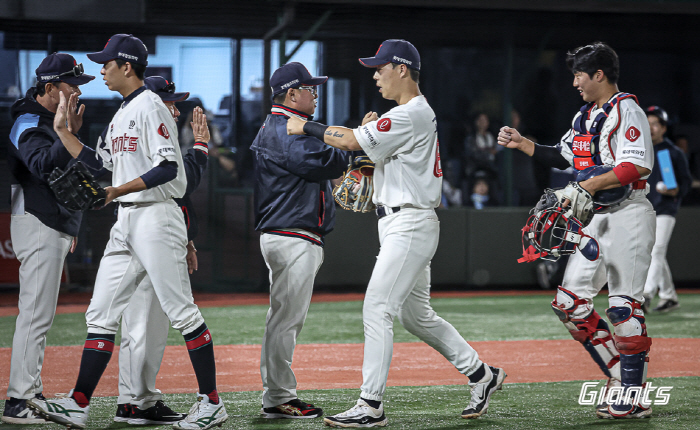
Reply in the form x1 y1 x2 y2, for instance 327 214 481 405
532 143 571 170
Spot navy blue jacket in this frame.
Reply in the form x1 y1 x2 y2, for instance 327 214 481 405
250 105 349 242
647 138 692 216
8 89 93 237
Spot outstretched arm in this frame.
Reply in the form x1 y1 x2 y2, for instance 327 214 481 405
286 112 378 152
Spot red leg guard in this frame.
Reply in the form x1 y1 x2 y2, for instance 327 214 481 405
613 335 652 355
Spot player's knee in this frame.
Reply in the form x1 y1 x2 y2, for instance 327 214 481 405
606 296 651 355
551 286 592 322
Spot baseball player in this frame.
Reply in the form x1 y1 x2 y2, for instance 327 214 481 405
113 77 211 425
287 39 506 428
251 62 349 419
642 106 692 313
497 42 655 419
3 53 94 425
27 34 227 430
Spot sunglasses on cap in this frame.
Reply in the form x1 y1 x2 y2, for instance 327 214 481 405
57 63 85 78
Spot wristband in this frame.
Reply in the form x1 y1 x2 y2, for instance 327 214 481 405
612 162 641 186
303 121 329 141
193 141 209 155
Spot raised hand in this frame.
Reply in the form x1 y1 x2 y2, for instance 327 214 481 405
190 106 210 144
53 92 69 134
286 115 306 135
67 93 85 134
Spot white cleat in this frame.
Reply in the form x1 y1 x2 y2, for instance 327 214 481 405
27 390 89 429
323 399 388 428
172 393 228 430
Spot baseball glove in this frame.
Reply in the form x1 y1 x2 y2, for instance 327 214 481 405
553 181 594 226
48 161 107 211
333 156 376 213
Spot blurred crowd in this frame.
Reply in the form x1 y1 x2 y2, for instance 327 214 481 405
439 109 700 209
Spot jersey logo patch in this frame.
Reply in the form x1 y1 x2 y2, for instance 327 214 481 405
377 118 392 132
158 123 170 139
625 126 641 142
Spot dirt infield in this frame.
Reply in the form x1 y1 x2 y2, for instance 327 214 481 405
0 338 696 397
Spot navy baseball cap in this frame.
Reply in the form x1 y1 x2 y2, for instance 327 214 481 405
359 39 420 71
645 105 668 126
270 62 327 96
35 53 95 85
144 76 189 102
87 34 148 66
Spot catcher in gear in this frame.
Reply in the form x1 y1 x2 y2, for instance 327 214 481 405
48 161 106 211
498 42 655 419
334 155 376 213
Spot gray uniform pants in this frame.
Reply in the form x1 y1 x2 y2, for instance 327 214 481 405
259 233 323 408
7 213 72 399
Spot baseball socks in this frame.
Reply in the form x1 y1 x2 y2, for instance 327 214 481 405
72 333 117 406
183 323 219 404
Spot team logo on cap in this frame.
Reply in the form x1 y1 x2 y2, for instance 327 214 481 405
625 126 640 142
158 123 170 139
377 118 392 132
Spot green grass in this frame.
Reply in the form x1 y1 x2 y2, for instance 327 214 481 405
1 293 698 348
2 377 698 429
1 293 698 428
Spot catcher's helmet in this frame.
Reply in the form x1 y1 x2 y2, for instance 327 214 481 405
519 190 599 263
576 165 632 207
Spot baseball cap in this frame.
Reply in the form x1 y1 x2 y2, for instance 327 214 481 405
87 34 148 66
270 62 327 96
35 53 95 85
359 39 420 71
144 76 189 102
645 105 668 127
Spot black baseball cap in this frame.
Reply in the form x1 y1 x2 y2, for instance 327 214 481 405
144 76 189 102
87 34 148 66
359 39 421 71
270 62 327 96
645 105 668 127
35 53 95 85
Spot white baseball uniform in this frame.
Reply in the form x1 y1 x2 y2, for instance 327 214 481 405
352 95 483 401
557 94 656 303
88 88 204 336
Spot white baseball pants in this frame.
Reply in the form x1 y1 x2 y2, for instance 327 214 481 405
643 215 678 301
7 213 72 399
360 208 483 402
562 191 656 302
117 276 170 408
85 201 204 336
259 233 324 408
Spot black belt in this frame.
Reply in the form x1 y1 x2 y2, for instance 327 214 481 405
119 202 135 207
376 206 401 219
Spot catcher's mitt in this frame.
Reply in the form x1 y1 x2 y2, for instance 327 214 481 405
333 156 376 213
553 181 594 227
48 161 107 211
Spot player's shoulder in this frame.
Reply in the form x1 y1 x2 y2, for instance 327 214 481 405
616 94 644 115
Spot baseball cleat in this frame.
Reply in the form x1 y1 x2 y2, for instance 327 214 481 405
27 390 89 429
114 403 132 423
128 400 186 425
601 402 652 419
2 396 49 424
653 299 680 313
461 365 507 419
261 398 323 418
172 393 227 430
595 377 621 418
323 399 388 428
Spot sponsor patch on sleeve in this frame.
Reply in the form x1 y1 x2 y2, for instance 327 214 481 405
361 126 379 147
377 118 392 132
157 123 170 139
625 126 641 142
621 148 645 158
157 146 175 157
